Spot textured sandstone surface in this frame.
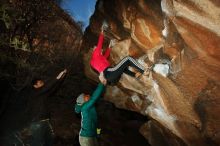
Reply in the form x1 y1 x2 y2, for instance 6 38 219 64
82 0 220 145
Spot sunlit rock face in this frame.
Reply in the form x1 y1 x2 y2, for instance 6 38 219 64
82 0 220 145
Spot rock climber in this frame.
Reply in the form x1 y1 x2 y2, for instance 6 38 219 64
90 22 149 85
75 83 105 146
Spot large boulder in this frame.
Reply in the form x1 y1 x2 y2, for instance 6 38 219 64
82 0 220 145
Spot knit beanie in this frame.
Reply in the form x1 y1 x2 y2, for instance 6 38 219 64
76 93 85 105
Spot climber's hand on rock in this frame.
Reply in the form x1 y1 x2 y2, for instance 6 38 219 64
101 20 108 33
108 39 116 48
101 25 104 33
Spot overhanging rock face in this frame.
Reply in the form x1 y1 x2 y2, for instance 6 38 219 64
82 0 220 145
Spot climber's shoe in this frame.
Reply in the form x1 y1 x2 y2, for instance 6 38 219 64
143 65 153 75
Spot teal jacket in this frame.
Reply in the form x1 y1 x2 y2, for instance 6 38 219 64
75 83 105 137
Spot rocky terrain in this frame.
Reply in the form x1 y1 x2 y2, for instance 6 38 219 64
1 0 220 145
82 0 220 145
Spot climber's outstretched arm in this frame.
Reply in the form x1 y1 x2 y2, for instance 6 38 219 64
38 69 67 95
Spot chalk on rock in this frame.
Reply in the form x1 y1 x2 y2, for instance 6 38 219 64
153 63 170 77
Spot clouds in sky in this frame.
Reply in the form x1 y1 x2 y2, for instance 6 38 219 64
60 0 96 31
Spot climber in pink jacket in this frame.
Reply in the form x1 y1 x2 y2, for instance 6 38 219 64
90 31 110 73
90 22 148 85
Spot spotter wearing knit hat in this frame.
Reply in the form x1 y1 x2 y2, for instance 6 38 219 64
76 93 85 105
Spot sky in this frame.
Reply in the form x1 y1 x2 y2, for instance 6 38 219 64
59 0 97 31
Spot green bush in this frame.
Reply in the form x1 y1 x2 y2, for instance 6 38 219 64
0 5 11 29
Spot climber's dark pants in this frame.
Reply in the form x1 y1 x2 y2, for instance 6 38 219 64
103 56 145 85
